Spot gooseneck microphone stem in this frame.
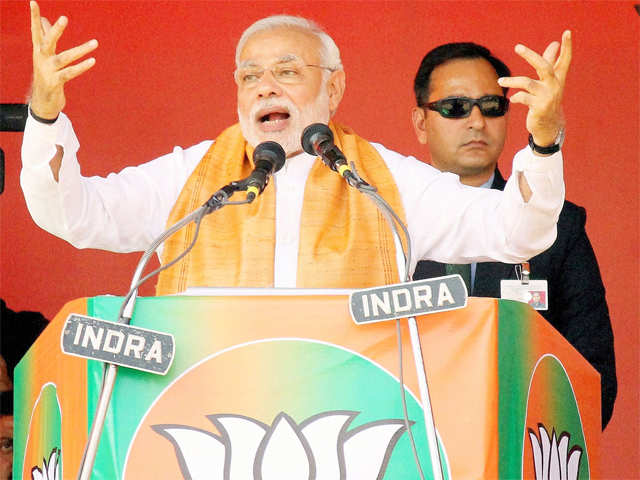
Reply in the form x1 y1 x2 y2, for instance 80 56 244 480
349 169 442 480
302 122 443 480
76 139 284 479
77 202 215 480
77 167 268 480
74 132 437 478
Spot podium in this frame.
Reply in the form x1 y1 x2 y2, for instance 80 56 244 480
13 292 600 479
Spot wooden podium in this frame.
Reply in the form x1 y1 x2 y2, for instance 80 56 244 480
13 292 600 479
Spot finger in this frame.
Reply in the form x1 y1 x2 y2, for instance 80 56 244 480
515 43 554 81
42 15 68 54
498 76 544 94
57 57 96 83
54 39 99 70
41 16 52 34
30 1 43 46
554 30 573 86
542 41 560 64
508 91 534 107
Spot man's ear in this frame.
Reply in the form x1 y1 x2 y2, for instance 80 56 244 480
411 106 428 144
327 70 346 115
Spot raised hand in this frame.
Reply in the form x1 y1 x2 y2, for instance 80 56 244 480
29 1 98 120
498 30 572 148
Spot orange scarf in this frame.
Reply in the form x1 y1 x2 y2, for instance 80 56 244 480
155 122 406 295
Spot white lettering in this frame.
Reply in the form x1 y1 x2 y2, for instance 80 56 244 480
123 334 145 358
371 292 392 316
392 288 412 312
144 340 163 363
437 282 455 306
82 326 104 350
413 285 433 308
103 330 125 354
361 295 370 317
73 322 83 345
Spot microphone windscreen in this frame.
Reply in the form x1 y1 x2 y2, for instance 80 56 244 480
301 123 333 156
253 141 286 173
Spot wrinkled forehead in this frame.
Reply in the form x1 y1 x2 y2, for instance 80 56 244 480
238 27 323 67
238 53 303 69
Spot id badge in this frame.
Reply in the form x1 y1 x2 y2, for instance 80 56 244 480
500 279 548 311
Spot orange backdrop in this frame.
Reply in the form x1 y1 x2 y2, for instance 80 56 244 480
1 2 637 478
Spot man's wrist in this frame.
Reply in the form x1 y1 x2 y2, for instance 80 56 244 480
29 105 59 125
528 129 565 155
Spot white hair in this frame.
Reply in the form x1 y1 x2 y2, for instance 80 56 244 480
235 15 343 71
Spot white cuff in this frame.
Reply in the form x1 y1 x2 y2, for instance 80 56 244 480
513 145 562 173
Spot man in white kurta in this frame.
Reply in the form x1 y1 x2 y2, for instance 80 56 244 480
21 4 571 288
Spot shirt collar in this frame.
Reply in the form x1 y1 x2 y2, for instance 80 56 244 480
479 171 495 189
276 150 317 176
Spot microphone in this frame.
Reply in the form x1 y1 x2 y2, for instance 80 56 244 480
245 141 286 202
301 123 352 178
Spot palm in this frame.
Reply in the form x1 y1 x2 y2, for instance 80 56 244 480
29 1 97 119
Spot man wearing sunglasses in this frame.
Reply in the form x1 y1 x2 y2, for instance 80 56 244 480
411 42 616 429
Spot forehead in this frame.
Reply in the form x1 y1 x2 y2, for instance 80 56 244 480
429 58 502 99
238 27 323 66
0 356 10 392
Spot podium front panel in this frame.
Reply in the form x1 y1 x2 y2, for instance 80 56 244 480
13 295 599 479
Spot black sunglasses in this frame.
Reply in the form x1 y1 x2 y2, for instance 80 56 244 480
424 95 509 119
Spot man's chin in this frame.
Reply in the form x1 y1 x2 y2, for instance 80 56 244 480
248 131 302 156
458 153 497 170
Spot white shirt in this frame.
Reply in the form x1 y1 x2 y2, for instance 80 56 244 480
20 113 564 287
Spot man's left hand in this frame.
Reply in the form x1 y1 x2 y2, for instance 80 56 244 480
498 30 572 148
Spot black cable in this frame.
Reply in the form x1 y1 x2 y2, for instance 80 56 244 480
116 198 251 322
116 212 205 321
348 165 425 480
396 318 426 480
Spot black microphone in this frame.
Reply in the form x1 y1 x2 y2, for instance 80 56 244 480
301 123 352 178
245 141 286 202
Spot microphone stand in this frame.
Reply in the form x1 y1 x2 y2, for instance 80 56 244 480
345 166 444 480
77 184 245 480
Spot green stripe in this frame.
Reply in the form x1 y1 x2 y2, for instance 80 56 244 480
497 300 532 479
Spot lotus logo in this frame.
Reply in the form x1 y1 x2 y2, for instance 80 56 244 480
23 383 63 480
153 410 410 479
528 424 582 480
31 448 60 480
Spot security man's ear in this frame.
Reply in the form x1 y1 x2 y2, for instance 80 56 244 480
411 106 428 144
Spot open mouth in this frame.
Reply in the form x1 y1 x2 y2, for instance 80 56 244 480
257 105 289 121
259 111 290 123
255 107 291 133
255 105 291 131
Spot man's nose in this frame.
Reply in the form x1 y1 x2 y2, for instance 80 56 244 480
466 104 487 128
256 70 283 98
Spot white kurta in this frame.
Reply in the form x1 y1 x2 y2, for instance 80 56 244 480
21 112 564 287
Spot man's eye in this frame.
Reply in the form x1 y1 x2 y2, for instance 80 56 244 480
0 436 12 452
242 73 260 83
441 102 454 112
278 68 299 77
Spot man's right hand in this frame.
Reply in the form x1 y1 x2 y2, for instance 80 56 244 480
29 1 98 120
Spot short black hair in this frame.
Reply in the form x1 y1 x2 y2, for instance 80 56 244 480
414 42 511 106
1 299 48 381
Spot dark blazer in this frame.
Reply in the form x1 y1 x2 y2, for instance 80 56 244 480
413 169 617 428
